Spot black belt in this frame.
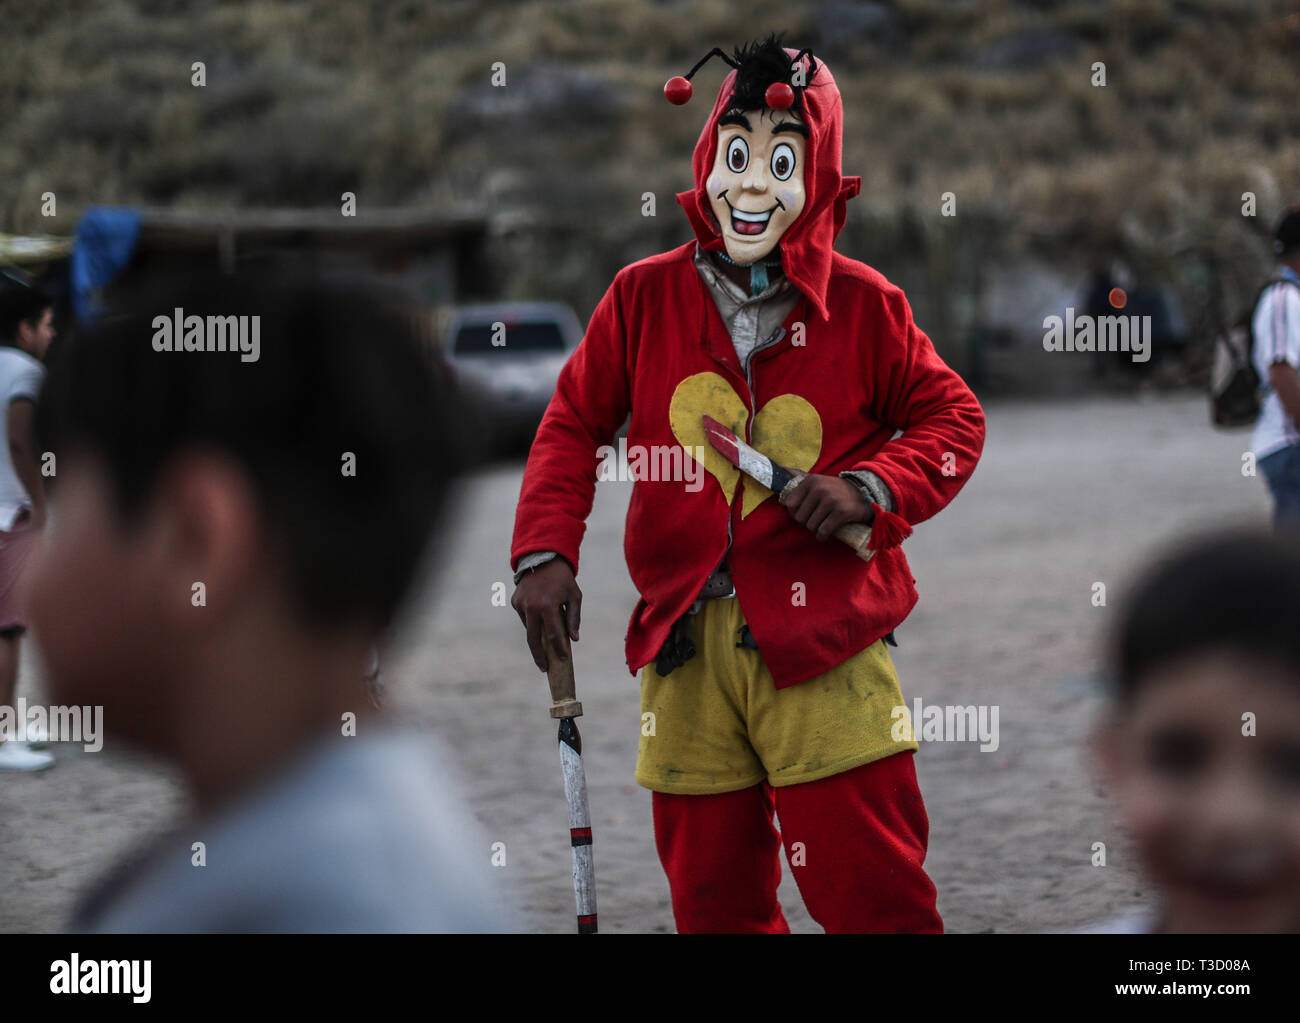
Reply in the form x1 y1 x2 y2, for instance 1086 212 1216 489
695 567 736 602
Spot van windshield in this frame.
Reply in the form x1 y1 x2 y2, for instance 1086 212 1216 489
454 321 566 355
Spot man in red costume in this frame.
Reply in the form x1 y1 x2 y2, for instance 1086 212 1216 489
511 36 985 933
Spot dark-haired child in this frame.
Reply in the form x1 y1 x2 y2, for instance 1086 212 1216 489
1088 531 1300 933
32 271 510 932
511 37 984 932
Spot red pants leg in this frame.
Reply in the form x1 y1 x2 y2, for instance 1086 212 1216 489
772 751 943 933
652 782 790 933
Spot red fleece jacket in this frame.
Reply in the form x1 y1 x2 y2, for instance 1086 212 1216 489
511 51 985 688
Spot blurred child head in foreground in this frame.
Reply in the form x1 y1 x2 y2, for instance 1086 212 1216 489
30 270 465 806
1097 531 1300 933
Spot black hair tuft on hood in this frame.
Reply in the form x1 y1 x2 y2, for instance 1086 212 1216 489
726 33 819 114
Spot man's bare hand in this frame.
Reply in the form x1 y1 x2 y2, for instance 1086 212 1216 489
511 558 582 672
779 474 871 541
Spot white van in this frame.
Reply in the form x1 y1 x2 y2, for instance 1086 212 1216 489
444 302 583 451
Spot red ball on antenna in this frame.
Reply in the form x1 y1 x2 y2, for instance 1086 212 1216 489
664 76 692 105
765 82 795 110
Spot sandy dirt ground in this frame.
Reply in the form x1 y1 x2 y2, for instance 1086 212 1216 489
0 392 1271 933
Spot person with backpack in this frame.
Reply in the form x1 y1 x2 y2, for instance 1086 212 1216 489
1253 207 1300 530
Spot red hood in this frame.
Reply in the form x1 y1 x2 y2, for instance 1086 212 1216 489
676 49 861 322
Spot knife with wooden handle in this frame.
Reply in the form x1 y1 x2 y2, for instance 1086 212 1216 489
701 414 878 562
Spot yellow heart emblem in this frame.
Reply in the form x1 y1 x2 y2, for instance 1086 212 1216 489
668 371 822 518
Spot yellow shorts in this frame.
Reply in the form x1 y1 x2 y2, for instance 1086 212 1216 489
635 597 917 795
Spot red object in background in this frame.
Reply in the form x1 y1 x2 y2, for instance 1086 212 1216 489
764 82 795 110
1109 287 1127 309
664 76 692 105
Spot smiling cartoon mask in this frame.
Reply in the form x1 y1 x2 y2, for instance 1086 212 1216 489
668 38 862 320
707 108 807 265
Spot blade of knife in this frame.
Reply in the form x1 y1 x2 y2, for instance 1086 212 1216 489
546 623 598 934
701 413 880 563
702 414 799 495
557 717 597 933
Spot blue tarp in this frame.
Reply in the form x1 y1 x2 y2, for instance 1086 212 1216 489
71 206 141 325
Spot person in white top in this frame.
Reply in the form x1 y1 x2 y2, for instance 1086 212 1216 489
0 281 54 771
1252 207 1300 530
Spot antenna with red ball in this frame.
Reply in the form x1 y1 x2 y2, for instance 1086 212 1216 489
772 48 817 109
764 82 794 110
663 47 740 105
664 45 818 108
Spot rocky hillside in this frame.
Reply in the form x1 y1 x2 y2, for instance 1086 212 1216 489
3 0 1297 373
